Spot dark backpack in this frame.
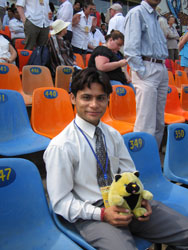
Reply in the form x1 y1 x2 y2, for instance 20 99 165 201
27 45 50 66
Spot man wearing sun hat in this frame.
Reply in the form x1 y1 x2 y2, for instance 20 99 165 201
57 0 73 42
107 3 125 35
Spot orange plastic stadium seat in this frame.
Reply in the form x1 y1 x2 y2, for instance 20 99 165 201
174 70 188 92
17 49 32 75
174 60 184 71
180 85 188 111
74 53 85 69
165 85 188 122
168 71 175 86
55 65 74 92
31 87 75 139
22 65 54 96
164 113 185 124
15 38 26 49
0 63 32 105
0 25 11 38
101 106 134 135
109 85 136 125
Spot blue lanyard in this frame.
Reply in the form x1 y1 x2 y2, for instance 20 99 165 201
74 120 109 181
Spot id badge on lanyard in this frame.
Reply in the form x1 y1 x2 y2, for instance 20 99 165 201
39 0 44 5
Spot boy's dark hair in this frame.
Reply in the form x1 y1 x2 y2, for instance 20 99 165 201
71 68 112 97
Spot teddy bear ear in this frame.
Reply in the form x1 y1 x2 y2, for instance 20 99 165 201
114 174 122 182
134 171 140 178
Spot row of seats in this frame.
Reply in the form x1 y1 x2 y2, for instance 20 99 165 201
168 70 188 93
1 126 188 249
1 85 188 157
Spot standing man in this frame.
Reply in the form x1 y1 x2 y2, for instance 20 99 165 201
71 0 93 63
107 3 125 35
44 67 188 250
0 0 7 23
124 0 169 148
16 0 51 50
57 0 73 43
167 15 180 61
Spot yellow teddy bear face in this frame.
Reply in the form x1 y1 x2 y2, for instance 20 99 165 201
111 171 143 198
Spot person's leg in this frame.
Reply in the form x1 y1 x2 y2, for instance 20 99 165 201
37 26 50 47
132 66 158 139
24 19 40 50
168 49 174 61
155 64 168 148
75 219 138 250
132 62 167 147
174 49 179 61
130 200 188 249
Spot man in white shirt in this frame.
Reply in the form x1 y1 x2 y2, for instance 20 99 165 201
107 3 125 35
88 17 105 53
16 0 51 50
9 8 25 43
0 0 7 23
57 0 73 42
71 0 93 63
44 67 188 250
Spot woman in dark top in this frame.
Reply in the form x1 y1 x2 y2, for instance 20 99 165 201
88 30 134 91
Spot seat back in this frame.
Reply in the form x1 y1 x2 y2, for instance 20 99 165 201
180 85 188 111
22 65 54 95
14 38 25 49
0 63 24 92
174 60 184 71
0 25 11 38
122 132 171 198
174 70 188 90
164 123 188 183
168 71 175 85
31 87 74 138
0 158 50 239
0 158 82 250
55 65 74 92
0 90 32 141
17 49 32 74
74 53 85 69
165 85 184 116
109 85 136 124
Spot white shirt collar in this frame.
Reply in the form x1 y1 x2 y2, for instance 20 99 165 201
75 114 102 139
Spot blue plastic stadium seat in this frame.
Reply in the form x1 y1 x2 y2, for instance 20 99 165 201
0 158 82 250
163 123 188 185
0 89 50 156
122 132 188 216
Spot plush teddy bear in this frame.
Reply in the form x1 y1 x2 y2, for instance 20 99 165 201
108 171 153 218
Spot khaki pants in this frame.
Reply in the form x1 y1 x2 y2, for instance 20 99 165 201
132 61 168 148
24 19 49 50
